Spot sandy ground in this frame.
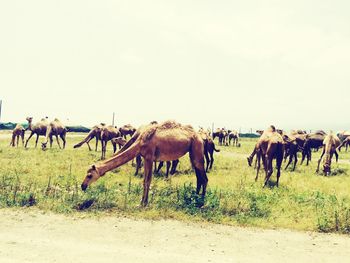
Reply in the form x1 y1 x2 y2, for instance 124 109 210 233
0 209 350 263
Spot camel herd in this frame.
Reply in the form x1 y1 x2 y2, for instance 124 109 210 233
7 117 350 207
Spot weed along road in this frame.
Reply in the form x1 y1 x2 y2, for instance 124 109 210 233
0 209 349 263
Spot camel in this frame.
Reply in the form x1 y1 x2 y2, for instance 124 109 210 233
283 132 307 171
228 130 239 147
81 120 208 207
338 136 350 152
73 124 105 151
316 133 340 175
212 128 228 146
247 130 266 167
300 132 326 165
100 126 122 159
25 117 49 148
10 124 25 147
119 124 136 139
254 126 284 187
111 137 127 153
41 119 67 150
199 129 220 172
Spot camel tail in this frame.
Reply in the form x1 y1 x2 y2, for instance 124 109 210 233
214 145 220 152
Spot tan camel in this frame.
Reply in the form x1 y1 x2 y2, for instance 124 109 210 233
10 124 25 147
228 130 240 146
316 133 340 175
100 126 122 159
81 120 208 207
253 126 284 187
25 117 49 148
73 124 105 151
41 119 67 150
119 124 136 139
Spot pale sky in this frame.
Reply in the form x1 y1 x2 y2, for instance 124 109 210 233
1 1 349 132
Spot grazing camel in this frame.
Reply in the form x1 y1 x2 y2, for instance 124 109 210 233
10 124 25 147
25 117 49 148
41 119 67 150
119 124 136 139
283 132 307 171
100 126 122 159
249 126 284 187
246 130 267 167
81 120 208 207
73 124 105 151
111 137 127 153
338 136 350 152
199 129 220 172
316 133 340 175
228 130 240 146
300 132 326 165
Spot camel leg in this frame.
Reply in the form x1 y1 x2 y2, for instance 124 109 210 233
16 135 19 147
275 153 283 187
141 158 153 207
263 154 273 187
293 151 298 171
49 135 53 148
170 160 179 175
60 134 66 149
135 155 142 176
204 149 210 172
55 135 61 149
209 149 214 170
165 161 171 178
191 140 208 197
25 132 34 148
335 150 339 163
316 148 325 173
35 134 39 148
95 138 98 152
255 152 261 182
285 154 293 170
156 161 164 174
247 148 257 167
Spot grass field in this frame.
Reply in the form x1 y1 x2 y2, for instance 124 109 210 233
1 132 350 234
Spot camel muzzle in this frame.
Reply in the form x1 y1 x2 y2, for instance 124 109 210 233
81 184 88 191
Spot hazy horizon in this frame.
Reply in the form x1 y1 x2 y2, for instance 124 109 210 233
1 1 349 132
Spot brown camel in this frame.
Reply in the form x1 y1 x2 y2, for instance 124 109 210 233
100 126 122 159
10 124 25 147
228 130 240 147
247 129 266 167
300 132 326 165
212 128 228 146
41 119 67 150
199 129 220 172
25 117 49 148
252 126 284 187
119 124 136 139
316 133 340 175
81 120 208 207
73 124 105 151
111 137 127 153
283 132 307 171
338 136 350 152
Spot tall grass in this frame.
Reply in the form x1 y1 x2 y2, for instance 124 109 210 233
1 132 350 233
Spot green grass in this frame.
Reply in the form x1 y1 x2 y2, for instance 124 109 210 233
1 132 350 234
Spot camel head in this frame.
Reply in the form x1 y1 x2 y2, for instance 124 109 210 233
323 153 332 176
81 165 102 191
26 117 33 123
41 142 48 150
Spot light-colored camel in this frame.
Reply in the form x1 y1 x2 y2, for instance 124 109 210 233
119 124 136 139
253 126 284 187
41 119 67 150
25 117 49 148
316 133 340 175
10 124 25 147
100 126 122 159
228 130 240 147
81 120 208 207
73 124 105 151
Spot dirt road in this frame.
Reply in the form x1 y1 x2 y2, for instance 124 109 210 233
0 209 349 263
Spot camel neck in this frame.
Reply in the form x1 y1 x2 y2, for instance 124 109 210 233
96 143 140 175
